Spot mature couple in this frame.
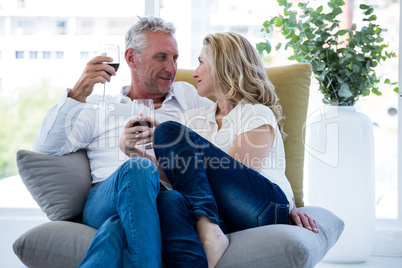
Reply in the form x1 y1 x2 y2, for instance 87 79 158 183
34 16 318 268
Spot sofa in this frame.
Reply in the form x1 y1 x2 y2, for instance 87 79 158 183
13 63 344 268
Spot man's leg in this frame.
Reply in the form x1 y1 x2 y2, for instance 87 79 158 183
79 157 162 268
157 190 208 268
79 214 125 268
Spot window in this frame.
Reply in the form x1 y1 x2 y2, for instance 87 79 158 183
0 0 145 181
29 51 38 59
57 21 66 35
160 0 275 69
80 51 90 60
42 51 51 59
15 51 24 59
56 51 64 59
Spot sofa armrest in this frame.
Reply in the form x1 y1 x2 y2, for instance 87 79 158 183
217 206 344 268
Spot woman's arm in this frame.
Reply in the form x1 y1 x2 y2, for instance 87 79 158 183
229 124 319 233
228 124 274 172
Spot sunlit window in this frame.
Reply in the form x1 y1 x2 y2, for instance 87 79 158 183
29 51 37 59
15 51 24 59
0 0 400 224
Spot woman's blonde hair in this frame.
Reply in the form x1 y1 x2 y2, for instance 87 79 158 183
202 32 286 139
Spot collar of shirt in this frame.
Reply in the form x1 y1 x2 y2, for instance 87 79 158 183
115 83 190 111
205 98 246 125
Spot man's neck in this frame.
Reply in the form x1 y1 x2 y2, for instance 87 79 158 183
127 86 167 110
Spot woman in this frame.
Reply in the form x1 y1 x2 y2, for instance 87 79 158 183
151 32 319 268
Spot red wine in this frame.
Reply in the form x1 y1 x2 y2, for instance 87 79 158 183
133 121 152 128
108 63 120 72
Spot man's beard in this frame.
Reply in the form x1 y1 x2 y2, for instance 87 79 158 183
137 66 173 94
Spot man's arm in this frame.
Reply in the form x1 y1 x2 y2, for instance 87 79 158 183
33 56 116 156
68 56 116 102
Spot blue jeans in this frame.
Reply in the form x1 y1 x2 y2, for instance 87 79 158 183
78 158 162 268
157 190 208 268
154 121 289 267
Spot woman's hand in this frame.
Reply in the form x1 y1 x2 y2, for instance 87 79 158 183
286 199 319 233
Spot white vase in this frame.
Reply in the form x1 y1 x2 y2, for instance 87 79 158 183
306 105 375 263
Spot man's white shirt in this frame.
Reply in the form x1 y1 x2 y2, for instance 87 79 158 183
33 82 212 184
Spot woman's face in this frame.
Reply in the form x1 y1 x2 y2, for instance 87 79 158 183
193 48 215 98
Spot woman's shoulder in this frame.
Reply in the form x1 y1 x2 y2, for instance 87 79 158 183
186 104 213 116
239 102 275 117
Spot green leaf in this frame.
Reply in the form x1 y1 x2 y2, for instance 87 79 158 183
320 71 326 81
276 43 282 50
317 61 326 71
356 55 365 61
360 4 370 10
384 78 391 84
338 29 348 36
365 7 374 15
372 87 382 96
351 64 360 73
256 41 271 54
338 84 353 98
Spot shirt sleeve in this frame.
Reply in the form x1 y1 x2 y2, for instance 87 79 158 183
33 89 94 156
237 104 278 136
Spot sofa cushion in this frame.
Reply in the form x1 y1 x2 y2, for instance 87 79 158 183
16 149 92 221
13 221 96 268
218 206 344 268
13 206 343 268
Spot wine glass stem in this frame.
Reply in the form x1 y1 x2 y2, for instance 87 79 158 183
103 83 106 104
143 144 146 157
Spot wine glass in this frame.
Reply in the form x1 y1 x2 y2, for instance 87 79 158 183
131 99 155 157
97 44 120 109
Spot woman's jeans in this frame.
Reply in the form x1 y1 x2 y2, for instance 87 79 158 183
78 158 162 268
154 121 289 267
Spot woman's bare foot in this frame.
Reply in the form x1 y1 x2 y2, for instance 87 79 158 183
196 215 230 268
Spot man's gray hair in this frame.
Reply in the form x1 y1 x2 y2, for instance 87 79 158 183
125 16 176 52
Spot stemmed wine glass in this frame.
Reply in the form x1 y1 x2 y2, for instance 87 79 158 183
131 99 155 157
97 44 120 109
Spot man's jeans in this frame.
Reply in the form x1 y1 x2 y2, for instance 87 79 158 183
154 121 289 267
78 158 162 268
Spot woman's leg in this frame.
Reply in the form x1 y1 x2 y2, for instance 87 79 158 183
154 121 289 233
157 190 208 268
79 157 162 268
195 215 229 268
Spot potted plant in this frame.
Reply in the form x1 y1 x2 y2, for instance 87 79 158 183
257 0 398 106
256 0 398 263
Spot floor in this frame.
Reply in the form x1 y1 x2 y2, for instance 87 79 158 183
317 256 402 268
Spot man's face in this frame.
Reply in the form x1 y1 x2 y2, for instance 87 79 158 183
135 31 179 94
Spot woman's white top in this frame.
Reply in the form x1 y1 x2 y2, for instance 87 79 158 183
185 100 294 210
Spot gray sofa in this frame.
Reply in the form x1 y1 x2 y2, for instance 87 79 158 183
13 64 344 267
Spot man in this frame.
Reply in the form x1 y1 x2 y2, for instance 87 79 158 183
33 16 212 268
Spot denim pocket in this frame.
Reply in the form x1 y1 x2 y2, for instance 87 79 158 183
257 202 289 226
